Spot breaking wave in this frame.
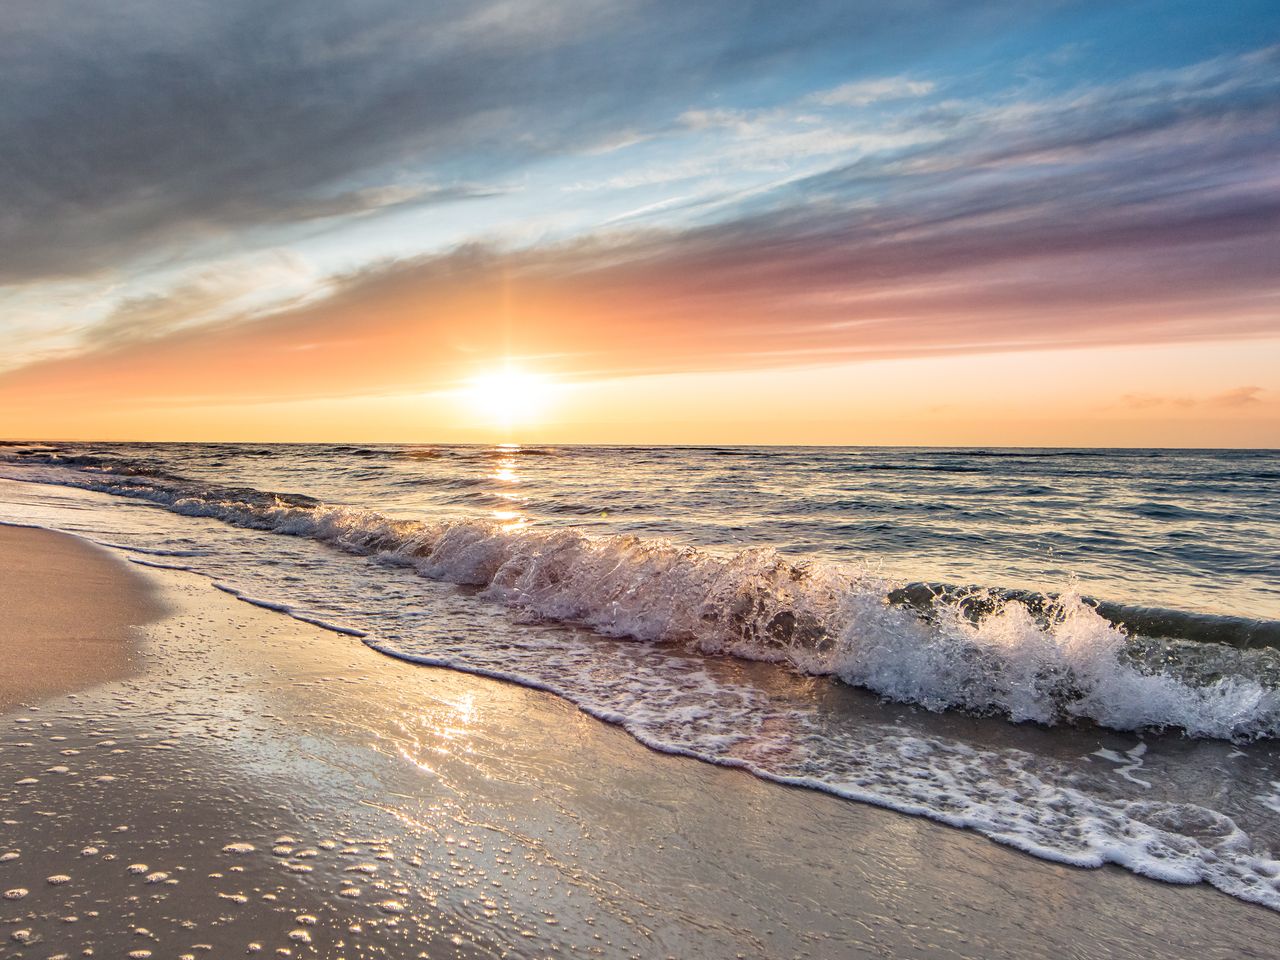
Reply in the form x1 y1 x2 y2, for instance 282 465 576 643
6 450 1280 741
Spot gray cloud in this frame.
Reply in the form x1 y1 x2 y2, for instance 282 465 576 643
0 0 1027 283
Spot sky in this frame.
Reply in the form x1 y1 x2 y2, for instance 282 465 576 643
1 0 1278 446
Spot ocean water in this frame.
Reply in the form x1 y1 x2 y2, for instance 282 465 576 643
2 442 1280 909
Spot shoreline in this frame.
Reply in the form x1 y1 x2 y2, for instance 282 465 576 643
0 524 162 711
1 525 1278 956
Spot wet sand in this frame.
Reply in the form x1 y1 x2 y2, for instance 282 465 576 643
1 528 1278 958
0 525 162 711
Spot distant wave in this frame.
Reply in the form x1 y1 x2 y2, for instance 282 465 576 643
5 448 1280 741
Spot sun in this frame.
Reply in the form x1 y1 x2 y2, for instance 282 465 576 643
463 362 555 430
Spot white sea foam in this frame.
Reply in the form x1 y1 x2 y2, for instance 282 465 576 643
181 515 1280 738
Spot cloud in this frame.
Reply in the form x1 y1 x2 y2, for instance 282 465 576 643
81 254 316 350
1210 386 1266 408
808 77 936 107
1120 386 1268 410
1 15 1277 412
247 183 508 226
0 0 1009 284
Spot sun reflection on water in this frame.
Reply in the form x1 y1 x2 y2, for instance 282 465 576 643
394 692 481 778
489 447 529 529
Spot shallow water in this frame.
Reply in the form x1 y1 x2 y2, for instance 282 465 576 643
1 444 1279 911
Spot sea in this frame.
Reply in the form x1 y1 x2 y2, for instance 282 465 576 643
2 442 1279 909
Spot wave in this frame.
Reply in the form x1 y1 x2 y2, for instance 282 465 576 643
5 451 1280 741
888 582 1280 650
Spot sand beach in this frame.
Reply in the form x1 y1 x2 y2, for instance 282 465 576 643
0 525 162 713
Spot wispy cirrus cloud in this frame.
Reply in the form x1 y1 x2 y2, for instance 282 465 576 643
807 76 936 107
81 254 318 351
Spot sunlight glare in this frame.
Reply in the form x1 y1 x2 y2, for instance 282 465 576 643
464 363 554 430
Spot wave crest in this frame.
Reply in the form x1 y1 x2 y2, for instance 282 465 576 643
6 452 1280 739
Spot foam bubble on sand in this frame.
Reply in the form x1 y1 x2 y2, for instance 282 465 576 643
145 871 170 884
378 899 406 914
47 874 71 884
127 863 149 874
4 888 29 899
339 887 361 898
288 930 312 943
15 777 38 785
80 847 99 857
0 852 18 862
11 929 33 943
221 842 255 854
